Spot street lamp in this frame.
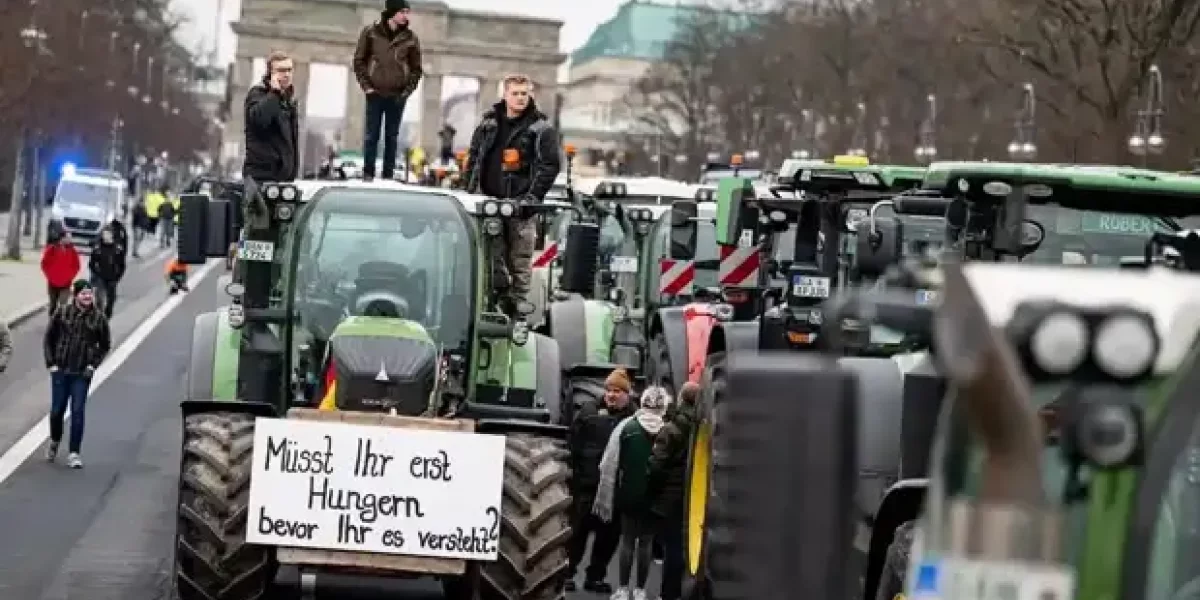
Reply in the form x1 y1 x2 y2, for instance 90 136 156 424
914 94 938 164
106 32 118 88
143 56 154 104
1128 65 1166 166
128 42 141 97
1007 83 1037 161
846 101 868 157
744 150 761 162
798 108 817 159
161 61 171 111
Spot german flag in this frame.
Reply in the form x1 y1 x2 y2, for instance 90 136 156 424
318 361 338 411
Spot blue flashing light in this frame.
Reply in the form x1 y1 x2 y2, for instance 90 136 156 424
60 162 76 177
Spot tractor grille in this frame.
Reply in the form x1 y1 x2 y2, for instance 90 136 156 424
64 217 101 231
335 378 432 416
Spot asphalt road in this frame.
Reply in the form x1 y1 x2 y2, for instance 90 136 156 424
0 259 661 599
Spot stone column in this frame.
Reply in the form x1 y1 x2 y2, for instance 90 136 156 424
343 75 366 153
292 61 311 172
223 57 257 172
482 78 504 105
419 73 443 154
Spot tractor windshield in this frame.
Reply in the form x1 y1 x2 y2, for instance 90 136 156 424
289 188 475 351
1021 205 1184 266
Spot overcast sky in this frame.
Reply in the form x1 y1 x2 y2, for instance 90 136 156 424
169 0 628 63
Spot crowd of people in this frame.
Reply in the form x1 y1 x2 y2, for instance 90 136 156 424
570 368 701 600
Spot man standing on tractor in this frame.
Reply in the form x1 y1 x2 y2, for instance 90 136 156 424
244 50 300 194
567 367 637 593
464 73 561 315
43 279 111 469
352 0 423 181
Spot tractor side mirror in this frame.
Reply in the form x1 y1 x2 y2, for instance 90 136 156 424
855 217 904 278
715 178 755 245
669 202 698 260
178 193 231 265
561 223 600 295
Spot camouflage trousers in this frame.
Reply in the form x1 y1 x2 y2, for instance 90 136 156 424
489 216 536 302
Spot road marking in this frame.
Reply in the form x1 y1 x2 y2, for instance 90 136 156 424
0 258 222 485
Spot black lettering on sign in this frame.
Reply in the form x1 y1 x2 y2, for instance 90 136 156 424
337 513 374 545
409 450 453 482
486 506 500 540
354 438 394 478
417 527 496 555
263 435 335 474
308 476 425 521
381 529 406 548
256 506 319 540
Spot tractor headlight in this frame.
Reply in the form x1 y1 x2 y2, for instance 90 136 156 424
636 222 650 235
807 308 823 325
769 210 787 223
712 303 734 321
264 184 281 200
845 208 868 230
1093 314 1157 379
281 185 298 201
1030 311 1089 376
483 200 499 216
640 209 653 221
224 281 245 297
499 201 515 217
511 320 530 346
275 203 294 221
484 217 503 236
227 304 245 328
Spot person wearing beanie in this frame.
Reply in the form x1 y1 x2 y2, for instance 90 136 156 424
566 367 637 593
43 278 111 469
593 386 672 600
352 0 423 180
647 381 701 600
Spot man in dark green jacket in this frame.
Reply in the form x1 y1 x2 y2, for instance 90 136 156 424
648 382 700 600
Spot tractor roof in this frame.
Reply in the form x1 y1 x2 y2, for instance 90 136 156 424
920 162 1200 216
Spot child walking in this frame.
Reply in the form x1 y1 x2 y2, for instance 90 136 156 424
593 386 672 600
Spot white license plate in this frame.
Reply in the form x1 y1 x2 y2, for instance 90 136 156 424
916 289 940 305
910 558 1075 600
609 256 638 273
238 240 275 262
792 275 831 298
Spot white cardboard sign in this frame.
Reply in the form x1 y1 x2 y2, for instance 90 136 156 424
245 418 506 560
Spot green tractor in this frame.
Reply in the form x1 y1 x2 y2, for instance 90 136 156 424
171 181 572 600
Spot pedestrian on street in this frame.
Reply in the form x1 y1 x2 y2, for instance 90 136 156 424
158 186 176 248
438 123 456 164
41 232 81 315
244 50 300 218
463 73 561 316
131 201 149 258
647 381 701 600
43 279 111 469
352 0 423 181
593 386 671 600
0 319 12 374
89 225 126 319
567 367 638 593
107 217 129 258
166 257 189 293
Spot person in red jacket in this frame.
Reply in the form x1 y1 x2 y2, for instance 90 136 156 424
41 233 81 313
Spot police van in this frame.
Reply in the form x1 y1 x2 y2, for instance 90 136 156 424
50 164 126 249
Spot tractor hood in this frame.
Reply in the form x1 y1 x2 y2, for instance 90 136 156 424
328 316 437 416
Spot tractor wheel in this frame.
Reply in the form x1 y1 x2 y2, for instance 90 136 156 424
647 332 676 398
565 376 607 426
174 412 273 600
682 352 729 600
481 434 573 600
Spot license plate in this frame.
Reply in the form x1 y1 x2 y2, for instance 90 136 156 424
238 240 275 262
792 275 831 298
916 289 940 305
910 558 1075 600
609 256 638 273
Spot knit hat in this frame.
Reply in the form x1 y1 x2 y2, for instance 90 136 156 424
679 381 701 405
72 279 93 294
604 368 631 393
639 386 672 414
383 0 410 17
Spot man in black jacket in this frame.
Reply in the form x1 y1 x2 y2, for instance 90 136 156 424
567 368 637 592
464 74 561 315
89 225 126 319
244 50 300 223
352 0 423 181
647 382 700 600
43 280 111 469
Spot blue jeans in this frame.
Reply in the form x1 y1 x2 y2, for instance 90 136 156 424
50 372 90 453
363 94 406 179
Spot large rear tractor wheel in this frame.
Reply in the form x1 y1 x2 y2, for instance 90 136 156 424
682 352 730 600
174 412 273 600
482 434 573 600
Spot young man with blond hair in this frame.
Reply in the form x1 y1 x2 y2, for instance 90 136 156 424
463 74 561 315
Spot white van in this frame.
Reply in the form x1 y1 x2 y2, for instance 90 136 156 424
51 165 126 249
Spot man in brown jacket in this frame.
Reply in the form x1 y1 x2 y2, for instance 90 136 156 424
352 0 423 181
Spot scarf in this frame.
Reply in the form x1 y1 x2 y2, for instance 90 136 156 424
591 409 667 522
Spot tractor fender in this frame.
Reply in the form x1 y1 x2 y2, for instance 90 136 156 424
838 356 905 518
533 333 564 424
705 320 760 357
181 399 278 419
650 306 690 390
187 311 221 401
526 267 550 330
547 296 589 369
863 479 927 600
